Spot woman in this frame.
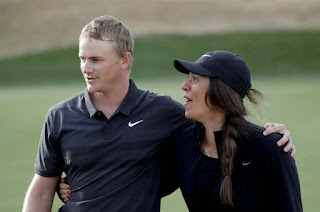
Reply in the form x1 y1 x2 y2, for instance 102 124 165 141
173 50 302 211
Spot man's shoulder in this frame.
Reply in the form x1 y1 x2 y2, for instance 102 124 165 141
132 80 182 107
143 91 183 107
48 91 84 114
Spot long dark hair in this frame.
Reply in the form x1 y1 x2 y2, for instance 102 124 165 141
205 78 263 206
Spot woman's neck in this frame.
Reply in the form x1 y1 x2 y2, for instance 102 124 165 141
200 112 225 158
202 110 225 132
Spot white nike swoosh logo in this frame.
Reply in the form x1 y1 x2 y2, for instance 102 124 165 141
242 161 253 166
128 119 144 127
202 54 212 58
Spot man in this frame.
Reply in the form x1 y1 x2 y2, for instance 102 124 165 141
22 15 294 212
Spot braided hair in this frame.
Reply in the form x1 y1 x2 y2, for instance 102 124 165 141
205 78 263 206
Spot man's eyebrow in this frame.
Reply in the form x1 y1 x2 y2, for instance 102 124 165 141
101 38 114 42
78 55 104 59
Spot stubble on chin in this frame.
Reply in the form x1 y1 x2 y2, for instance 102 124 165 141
86 84 94 93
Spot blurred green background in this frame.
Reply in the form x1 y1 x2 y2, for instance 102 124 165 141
1 32 319 211
1 0 320 211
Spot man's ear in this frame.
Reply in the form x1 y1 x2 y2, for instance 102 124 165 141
120 52 132 70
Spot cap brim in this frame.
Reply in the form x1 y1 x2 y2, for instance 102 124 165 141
174 59 215 77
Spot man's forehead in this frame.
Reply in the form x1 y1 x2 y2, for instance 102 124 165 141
79 37 113 44
78 38 116 55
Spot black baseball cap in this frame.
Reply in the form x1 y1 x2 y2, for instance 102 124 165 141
174 50 251 99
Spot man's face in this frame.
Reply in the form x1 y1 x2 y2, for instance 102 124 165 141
79 38 124 94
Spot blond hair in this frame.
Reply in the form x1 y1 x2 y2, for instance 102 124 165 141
80 15 134 70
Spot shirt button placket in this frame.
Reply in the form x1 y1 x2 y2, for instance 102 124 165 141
103 121 112 141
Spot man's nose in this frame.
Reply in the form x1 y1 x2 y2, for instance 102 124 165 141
81 61 93 73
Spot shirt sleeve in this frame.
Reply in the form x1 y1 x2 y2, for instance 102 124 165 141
258 133 303 212
158 96 193 197
168 96 193 133
34 109 64 177
159 135 179 198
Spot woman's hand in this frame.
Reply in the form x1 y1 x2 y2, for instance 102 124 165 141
59 177 71 203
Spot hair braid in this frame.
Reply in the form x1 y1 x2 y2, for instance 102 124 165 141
206 78 263 206
219 115 242 206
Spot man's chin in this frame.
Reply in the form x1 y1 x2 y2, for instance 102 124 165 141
87 86 97 93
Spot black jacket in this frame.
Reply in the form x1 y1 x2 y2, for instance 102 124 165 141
172 122 302 212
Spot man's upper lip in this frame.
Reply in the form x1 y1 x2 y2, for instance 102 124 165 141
183 95 192 101
86 76 97 80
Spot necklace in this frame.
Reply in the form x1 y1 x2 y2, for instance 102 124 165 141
203 136 219 158
203 136 212 158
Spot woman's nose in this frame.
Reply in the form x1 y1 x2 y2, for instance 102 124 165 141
181 80 190 91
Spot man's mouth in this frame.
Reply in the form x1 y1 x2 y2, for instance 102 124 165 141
86 76 98 81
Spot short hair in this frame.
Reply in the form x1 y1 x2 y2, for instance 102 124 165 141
79 15 134 69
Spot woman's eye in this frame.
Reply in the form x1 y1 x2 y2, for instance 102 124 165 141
187 75 198 82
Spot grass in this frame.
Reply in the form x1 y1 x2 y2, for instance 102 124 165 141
1 30 320 85
0 76 319 211
1 30 319 211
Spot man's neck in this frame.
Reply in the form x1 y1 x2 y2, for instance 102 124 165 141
90 80 130 119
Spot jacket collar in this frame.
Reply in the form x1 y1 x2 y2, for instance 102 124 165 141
193 122 224 156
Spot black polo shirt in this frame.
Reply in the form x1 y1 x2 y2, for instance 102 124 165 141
34 80 190 212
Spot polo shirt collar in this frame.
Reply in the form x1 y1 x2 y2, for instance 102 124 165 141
84 89 98 118
84 79 139 118
117 79 139 116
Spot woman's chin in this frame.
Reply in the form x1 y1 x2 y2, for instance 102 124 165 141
185 112 194 121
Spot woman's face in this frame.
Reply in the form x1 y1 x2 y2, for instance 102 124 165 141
181 73 213 122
